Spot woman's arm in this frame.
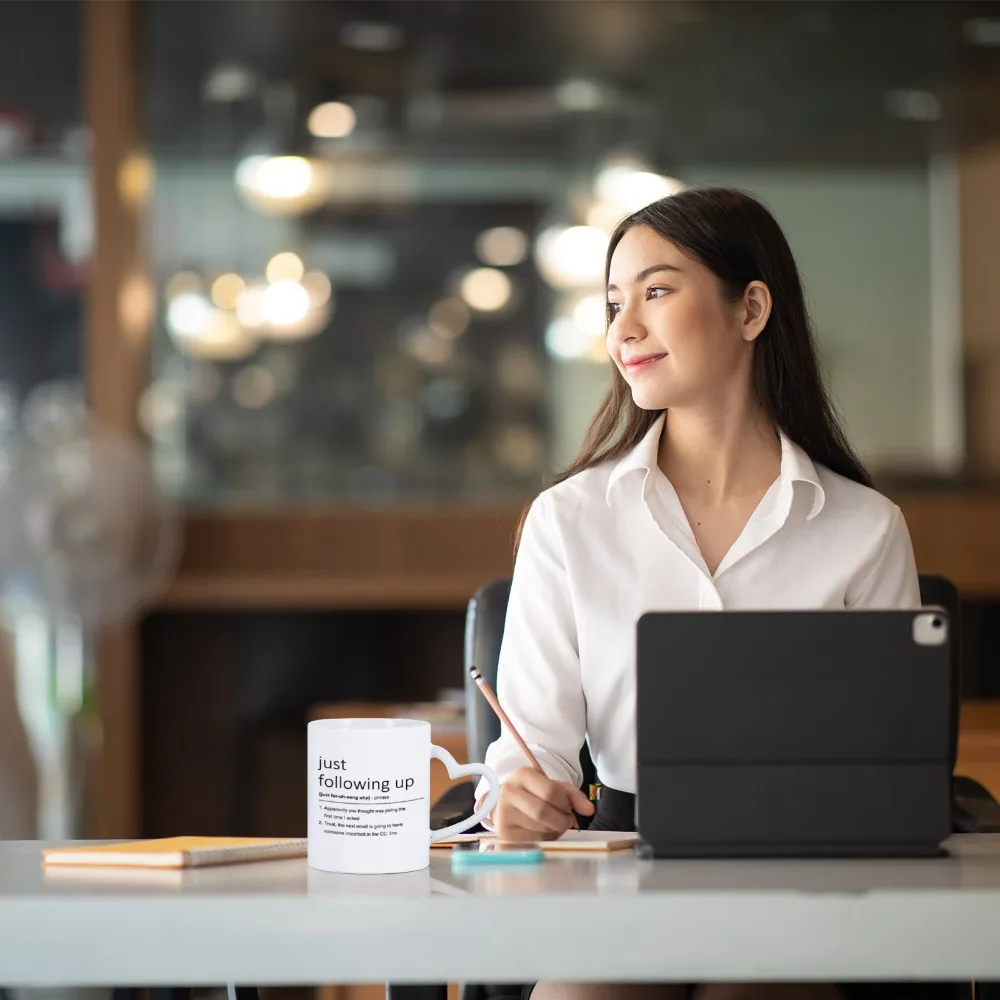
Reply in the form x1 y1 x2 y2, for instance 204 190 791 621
847 506 921 609
480 490 587 790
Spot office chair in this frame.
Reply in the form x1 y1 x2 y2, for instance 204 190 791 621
407 574 1000 1000
920 574 1000 833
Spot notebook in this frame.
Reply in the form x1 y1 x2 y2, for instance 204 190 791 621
41 836 307 869
431 830 638 852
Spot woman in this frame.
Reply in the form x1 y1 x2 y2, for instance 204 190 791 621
480 188 921 1000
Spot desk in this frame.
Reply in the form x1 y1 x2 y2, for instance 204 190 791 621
2 838 1000 987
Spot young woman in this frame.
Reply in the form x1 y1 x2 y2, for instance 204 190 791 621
479 188 921 1000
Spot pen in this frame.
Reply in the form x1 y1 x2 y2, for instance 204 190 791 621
468 665 579 830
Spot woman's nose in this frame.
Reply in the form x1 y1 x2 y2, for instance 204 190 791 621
609 304 645 344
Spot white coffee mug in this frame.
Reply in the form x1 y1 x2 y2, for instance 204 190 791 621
307 718 500 874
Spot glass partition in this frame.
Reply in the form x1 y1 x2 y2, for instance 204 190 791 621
141 0 989 506
0 0 86 415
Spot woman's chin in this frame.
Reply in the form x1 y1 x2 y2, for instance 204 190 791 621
629 386 671 411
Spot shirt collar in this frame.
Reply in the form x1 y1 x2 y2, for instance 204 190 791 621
604 412 666 503
779 431 826 520
604 411 826 520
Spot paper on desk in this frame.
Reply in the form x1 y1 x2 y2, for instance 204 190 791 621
432 830 638 852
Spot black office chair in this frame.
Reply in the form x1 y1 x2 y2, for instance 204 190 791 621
411 574 1000 1000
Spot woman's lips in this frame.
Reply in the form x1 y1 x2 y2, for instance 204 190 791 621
623 352 667 372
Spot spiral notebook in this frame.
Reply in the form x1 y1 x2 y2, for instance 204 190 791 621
41 836 307 869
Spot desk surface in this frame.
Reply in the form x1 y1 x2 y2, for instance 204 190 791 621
2 837 1000 986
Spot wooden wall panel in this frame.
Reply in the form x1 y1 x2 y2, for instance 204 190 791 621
84 0 150 837
157 495 1000 610
160 507 523 609
894 494 1000 597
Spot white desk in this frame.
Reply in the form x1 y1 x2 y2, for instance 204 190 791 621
2 838 1000 987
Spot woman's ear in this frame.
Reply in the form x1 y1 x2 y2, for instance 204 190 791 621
741 281 772 342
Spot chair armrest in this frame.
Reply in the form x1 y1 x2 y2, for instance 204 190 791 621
430 779 476 830
952 775 1000 833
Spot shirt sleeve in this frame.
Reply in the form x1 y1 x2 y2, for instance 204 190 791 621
474 490 587 808
847 506 921 609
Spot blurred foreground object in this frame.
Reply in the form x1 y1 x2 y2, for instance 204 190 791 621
0 379 180 838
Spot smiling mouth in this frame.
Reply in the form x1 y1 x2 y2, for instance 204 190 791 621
623 353 667 372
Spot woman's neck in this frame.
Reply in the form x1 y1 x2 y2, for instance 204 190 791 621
656 400 781 505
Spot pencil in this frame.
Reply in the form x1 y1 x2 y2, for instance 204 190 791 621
468 665 580 829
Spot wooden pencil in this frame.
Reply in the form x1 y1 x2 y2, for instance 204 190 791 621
468 665 580 829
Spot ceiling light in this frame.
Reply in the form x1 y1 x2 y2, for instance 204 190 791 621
261 280 311 327
210 273 246 310
586 200 627 234
194 312 258 361
339 21 404 52
235 155 326 215
545 317 591 360
308 101 356 139
257 281 331 342
595 164 684 212
494 424 545 476
428 297 470 338
166 298 257 361
963 18 1000 46
245 156 313 198
554 79 606 112
231 365 278 409
165 271 203 300
236 282 268 330
459 268 513 312
403 325 453 366
475 226 529 267
534 225 608 289
302 271 332 308
203 63 256 103
138 381 183 435
166 293 214 339
884 89 941 122
117 152 154 206
266 251 305 283
572 294 607 338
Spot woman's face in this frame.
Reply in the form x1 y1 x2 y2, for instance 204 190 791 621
605 224 768 412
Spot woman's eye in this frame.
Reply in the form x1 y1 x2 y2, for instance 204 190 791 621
647 286 670 299
607 302 622 319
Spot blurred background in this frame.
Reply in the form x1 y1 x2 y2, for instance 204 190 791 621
1 0 1000 872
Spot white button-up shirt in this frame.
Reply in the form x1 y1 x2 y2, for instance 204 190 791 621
481 413 921 797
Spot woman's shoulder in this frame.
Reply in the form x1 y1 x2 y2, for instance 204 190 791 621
533 461 619 519
814 464 903 529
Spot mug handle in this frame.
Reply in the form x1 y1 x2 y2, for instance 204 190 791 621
428 744 500 844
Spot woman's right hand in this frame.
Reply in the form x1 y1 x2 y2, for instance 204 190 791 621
490 766 595 842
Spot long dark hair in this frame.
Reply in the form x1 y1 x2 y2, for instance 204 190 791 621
515 186 870 552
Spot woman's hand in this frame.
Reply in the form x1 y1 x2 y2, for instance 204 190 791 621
491 766 595 842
